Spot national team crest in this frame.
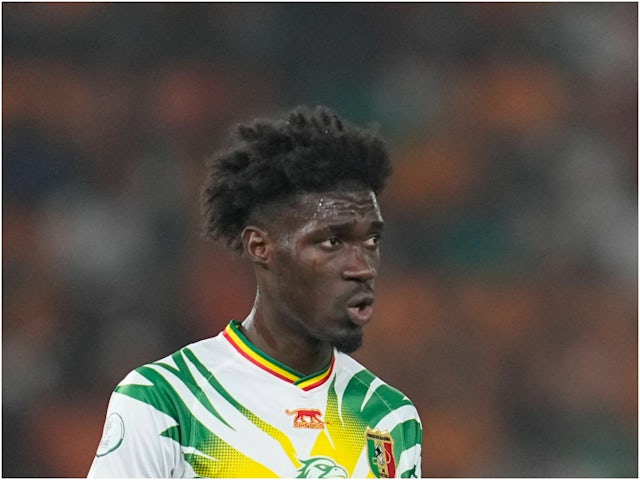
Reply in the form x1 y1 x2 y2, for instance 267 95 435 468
365 427 396 478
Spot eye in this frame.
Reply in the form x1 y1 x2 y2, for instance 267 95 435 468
363 234 381 248
319 237 342 249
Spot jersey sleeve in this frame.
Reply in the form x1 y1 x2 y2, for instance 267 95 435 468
87 372 184 478
395 404 423 478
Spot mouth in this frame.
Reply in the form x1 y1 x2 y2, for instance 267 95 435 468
345 294 374 326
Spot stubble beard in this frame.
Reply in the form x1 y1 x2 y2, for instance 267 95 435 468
331 326 364 354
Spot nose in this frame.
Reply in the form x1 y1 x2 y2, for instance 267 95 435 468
342 245 378 282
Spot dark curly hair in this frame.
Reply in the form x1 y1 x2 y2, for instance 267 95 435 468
200 105 392 252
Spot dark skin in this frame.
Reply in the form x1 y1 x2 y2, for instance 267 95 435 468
239 189 384 376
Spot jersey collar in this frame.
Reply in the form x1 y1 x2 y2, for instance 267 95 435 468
223 320 335 391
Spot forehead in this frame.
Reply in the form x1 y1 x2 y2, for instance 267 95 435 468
292 189 382 226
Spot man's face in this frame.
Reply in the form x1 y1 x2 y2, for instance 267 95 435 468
269 189 384 353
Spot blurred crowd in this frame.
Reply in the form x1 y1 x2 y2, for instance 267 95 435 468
3 3 637 477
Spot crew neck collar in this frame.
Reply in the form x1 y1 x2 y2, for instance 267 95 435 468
222 320 335 391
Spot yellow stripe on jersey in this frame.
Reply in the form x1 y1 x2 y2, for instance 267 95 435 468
224 322 299 383
224 321 334 391
295 357 335 391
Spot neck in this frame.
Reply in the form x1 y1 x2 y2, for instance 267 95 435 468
239 292 334 376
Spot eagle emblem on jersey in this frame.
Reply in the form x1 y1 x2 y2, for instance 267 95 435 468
296 457 348 478
365 427 397 478
285 408 327 429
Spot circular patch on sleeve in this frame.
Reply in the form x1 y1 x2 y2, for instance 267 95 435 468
96 413 125 457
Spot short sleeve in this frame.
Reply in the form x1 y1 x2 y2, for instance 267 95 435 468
87 384 183 477
395 406 423 478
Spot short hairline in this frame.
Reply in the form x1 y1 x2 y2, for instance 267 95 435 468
245 183 378 230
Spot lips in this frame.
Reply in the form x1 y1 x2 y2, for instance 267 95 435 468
346 292 374 326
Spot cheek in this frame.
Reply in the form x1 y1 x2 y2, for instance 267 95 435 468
288 252 337 302
293 253 325 293
274 251 316 295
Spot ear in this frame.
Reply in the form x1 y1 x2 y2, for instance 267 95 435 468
240 225 272 266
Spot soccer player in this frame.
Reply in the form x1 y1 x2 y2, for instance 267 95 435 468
88 106 423 478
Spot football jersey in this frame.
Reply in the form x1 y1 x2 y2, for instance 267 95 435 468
88 320 422 478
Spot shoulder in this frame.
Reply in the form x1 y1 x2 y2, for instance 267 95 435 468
124 333 228 380
113 334 229 411
334 352 420 417
334 353 423 459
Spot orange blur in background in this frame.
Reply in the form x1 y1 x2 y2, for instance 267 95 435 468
3 3 637 477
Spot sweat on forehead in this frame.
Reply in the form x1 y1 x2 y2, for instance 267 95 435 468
304 191 381 219
246 189 380 228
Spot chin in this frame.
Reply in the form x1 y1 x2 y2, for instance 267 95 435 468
332 329 363 354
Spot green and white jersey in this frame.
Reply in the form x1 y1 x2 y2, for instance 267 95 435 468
88 320 422 478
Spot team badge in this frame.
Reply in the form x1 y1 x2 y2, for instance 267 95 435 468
365 427 396 478
285 408 327 429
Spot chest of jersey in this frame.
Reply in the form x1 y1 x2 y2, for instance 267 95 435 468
97 326 421 478
165 353 391 477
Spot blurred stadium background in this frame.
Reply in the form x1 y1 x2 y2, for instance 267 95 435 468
2 3 637 477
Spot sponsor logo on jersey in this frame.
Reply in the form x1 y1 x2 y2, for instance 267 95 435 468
365 427 396 478
285 408 327 429
96 413 125 457
296 456 348 478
